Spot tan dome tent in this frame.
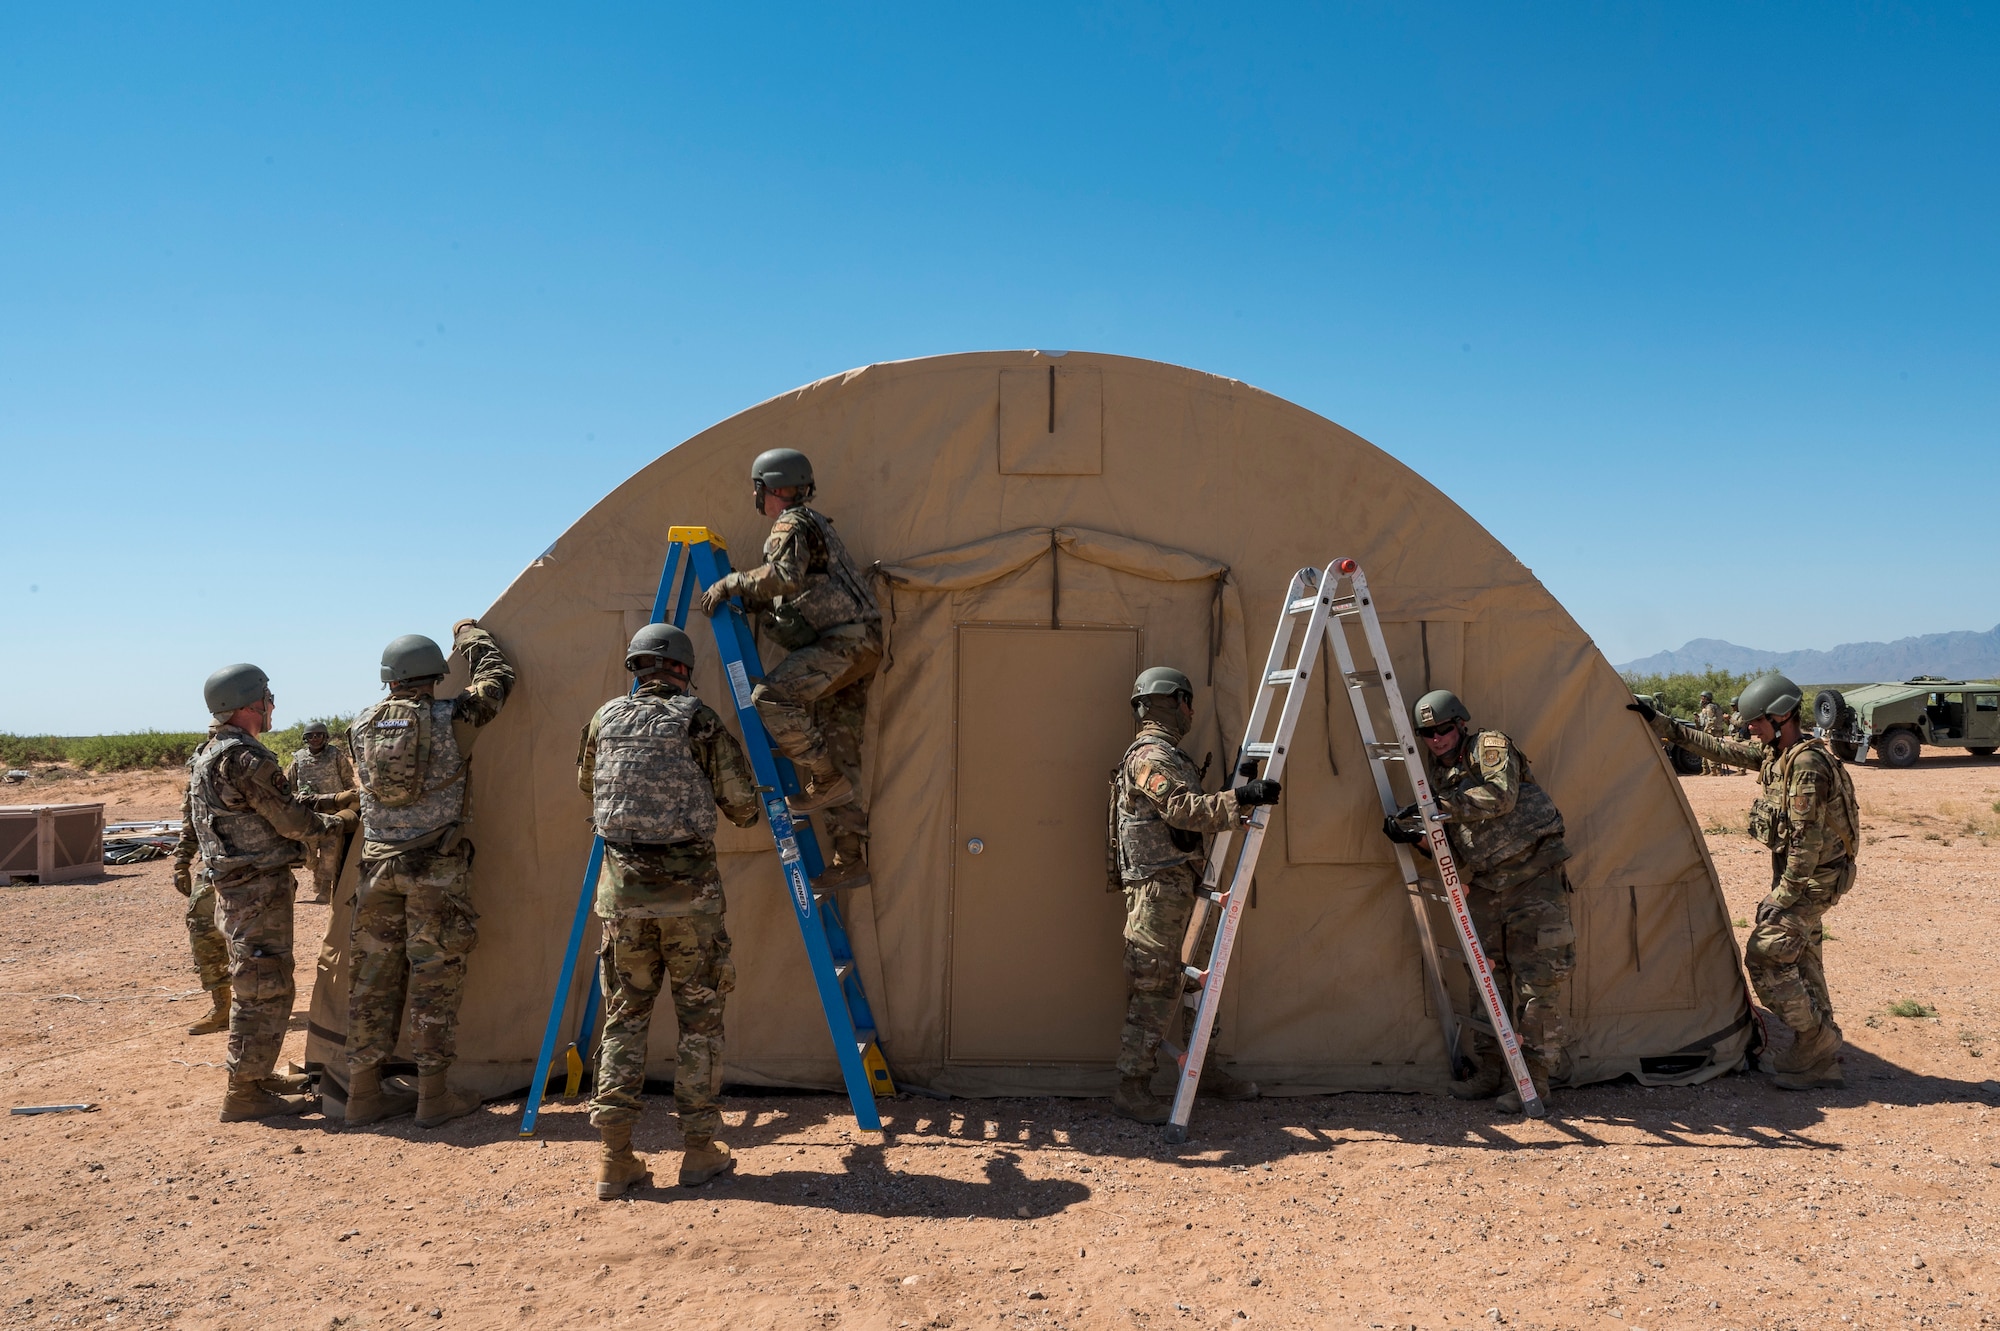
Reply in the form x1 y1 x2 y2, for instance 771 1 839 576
306 350 1751 1101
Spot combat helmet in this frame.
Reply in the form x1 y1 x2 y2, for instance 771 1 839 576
204 663 271 716
625 623 697 673
1736 672 1804 723
1699 690 1715 702
1413 689 1471 731
302 720 330 738
751 448 815 505
1131 666 1194 706
380 634 449 684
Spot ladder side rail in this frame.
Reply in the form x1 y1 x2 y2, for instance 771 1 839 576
1318 601 1468 1074
1343 565 1543 1118
684 540 884 1131
520 538 693 1135
1165 570 1329 1140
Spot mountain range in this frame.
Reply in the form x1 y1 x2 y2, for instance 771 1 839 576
1616 624 2000 682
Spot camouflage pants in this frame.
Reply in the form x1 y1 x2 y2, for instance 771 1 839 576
302 830 344 899
347 846 478 1076
212 869 298 1080
184 877 230 993
1117 864 1201 1079
751 621 880 841
589 911 735 1142
1468 866 1575 1079
1745 860 1852 1035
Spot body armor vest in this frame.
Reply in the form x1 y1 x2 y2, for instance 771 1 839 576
352 695 468 845
779 507 881 631
1749 735 1860 863
186 734 304 881
591 692 718 845
1113 733 1205 884
289 744 351 797
1435 730 1567 881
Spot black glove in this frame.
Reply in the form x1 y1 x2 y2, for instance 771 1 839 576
1382 816 1425 846
1234 778 1281 807
1626 697 1657 723
1238 758 1262 780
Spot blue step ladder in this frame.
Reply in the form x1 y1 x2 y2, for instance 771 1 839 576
518 524 894 1136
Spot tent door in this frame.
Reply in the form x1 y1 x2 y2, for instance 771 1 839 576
948 624 1140 1063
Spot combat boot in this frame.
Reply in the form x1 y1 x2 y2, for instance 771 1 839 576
678 1136 736 1186
1199 1062 1260 1101
343 1066 418 1127
814 834 872 892
1772 1021 1844 1091
186 985 231 1035
1447 1059 1504 1100
1495 1064 1553 1116
1111 1075 1170 1125
220 1073 316 1122
414 1071 481 1127
257 1069 313 1094
595 1122 651 1200
787 772 855 814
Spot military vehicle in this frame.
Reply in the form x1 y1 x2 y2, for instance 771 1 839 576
1643 694 1705 775
1813 677 2000 768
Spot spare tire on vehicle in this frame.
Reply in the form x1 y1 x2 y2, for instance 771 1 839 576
1814 688 1846 733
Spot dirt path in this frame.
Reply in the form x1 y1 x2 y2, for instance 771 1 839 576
4 760 1999 1330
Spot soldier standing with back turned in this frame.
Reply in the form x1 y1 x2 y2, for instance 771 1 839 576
697 449 879 892
343 621 515 1128
1384 690 1575 1113
1697 690 1733 775
285 720 356 903
1632 673 1858 1091
179 664 347 1120
578 624 761 1199
1109 667 1275 1123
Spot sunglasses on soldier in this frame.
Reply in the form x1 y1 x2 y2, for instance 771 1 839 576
1415 722 1455 739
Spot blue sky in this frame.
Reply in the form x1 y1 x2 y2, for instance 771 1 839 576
3 4 1994 734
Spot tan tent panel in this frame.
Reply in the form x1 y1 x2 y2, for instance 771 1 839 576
306 350 1750 1101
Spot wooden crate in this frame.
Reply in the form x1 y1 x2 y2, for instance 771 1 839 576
0 803 106 884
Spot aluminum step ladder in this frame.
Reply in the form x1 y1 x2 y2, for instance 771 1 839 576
519 525 894 1136
1317 558 1543 1118
1162 559 1542 1140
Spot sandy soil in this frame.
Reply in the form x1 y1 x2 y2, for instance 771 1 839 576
4 759 1999 1331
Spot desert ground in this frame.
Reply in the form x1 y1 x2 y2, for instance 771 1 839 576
3 757 1998 1331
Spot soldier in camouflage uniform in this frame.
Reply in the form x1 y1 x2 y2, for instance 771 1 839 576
1634 672 1858 1090
344 621 515 1128
169 834 233 1035
1697 690 1734 775
697 448 878 892
1109 667 1277 1123
577 624 761 1199
181 663 347 1120
285 721 356 903
1385 690 1574 1113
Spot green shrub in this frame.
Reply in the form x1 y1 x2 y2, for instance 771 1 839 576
1887 999 1938 1019
0 718 349 774
1618 667 1760 720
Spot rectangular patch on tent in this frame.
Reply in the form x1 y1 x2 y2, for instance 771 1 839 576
999 365 1102 475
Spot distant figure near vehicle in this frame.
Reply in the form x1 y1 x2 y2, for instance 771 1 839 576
577 624 761 1199
1632 673 1859 1091
1384 690 1574 1114
285 721 356 904
1697 690 1734 775
698 449 879 892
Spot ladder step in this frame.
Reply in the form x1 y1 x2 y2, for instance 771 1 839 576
1434 942 1464 964
1264 668 1303 687
1242 742 1276 760
1457 1011 1495 1037
1160 1036 1183 1059
1286 596 1320 616
1329 596 1359 614
1198 888 1229 905
834 961 854 983
1182 965 1207 985
1369 742 1407 758
1344 669 1381 687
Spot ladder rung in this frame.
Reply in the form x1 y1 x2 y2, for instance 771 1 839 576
1198 887 1229 905
1343 669 1381 687
1242 742 1275 760
1329 596 1359 614
1263 668 1304 687
1286 596 1320 616
1160 1036 1184 1059
834 961 854 983
1368 742 1406 758
1434 942 1464 964
1182 965 1207 985
1458 1011 1495 1036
